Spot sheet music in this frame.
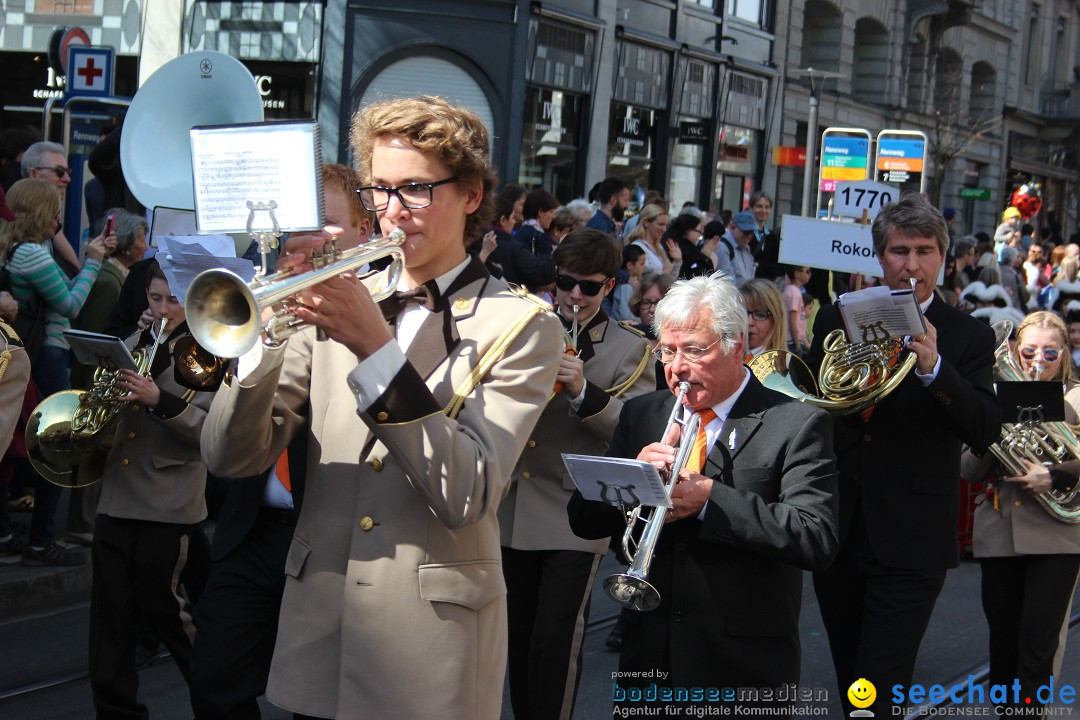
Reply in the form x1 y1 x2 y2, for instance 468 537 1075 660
156 235 256 304
561 454 671 509
837 285 924 343
63 329 138 371
190 121 323 234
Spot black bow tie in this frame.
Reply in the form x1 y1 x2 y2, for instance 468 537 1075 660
379 281 440 323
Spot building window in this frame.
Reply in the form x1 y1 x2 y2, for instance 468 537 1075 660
36 0 94 12
1024 5 1040 86
728 0 765 28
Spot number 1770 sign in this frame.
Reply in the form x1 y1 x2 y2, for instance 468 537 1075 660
831 179 899 221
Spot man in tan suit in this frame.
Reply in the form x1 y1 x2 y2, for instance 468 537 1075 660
498 227 653 720
201 96 563 720
89 262 212 717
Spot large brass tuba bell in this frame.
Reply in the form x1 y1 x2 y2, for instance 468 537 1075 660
185 228 407 359
985 321 1080 523
25 321 168 487
748 328 917 415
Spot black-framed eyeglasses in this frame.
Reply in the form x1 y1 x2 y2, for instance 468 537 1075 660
1019 346 1061 363
654 339 720 365
355 176 458 211
747 309 772 321
35 165 71 178
554 273 608 297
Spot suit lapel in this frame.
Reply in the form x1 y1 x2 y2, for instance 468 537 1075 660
702 377 767 486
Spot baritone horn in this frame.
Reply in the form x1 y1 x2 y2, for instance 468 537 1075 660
185 228 407 358
603 381 701 611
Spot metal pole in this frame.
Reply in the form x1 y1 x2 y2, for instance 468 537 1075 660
801 92 818 217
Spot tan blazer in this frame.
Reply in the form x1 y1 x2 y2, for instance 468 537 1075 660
971 384 1080 556
96 327 211 524
498 314 654 553
0 321 29 457
201 263 563 720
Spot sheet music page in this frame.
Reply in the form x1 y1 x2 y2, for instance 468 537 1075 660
63 330 138 371
561 454 671 509
190 122 322 234
837 286 924 343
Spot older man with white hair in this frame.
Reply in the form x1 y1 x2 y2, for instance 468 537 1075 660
21 141 81 273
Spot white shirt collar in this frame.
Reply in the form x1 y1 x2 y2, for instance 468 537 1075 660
397 255 471 295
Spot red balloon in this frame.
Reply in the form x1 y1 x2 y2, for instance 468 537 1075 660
1009 183 1043 219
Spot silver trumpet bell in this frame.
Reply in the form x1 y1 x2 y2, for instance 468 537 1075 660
186 228 406 358
602 381 701 611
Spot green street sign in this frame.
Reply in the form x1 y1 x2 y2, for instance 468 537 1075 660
958 187 991 200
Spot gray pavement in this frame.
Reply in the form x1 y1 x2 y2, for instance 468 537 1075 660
3 522 1080 718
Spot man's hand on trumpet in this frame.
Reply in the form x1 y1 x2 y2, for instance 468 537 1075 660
278 226 394 363
668 470 712 521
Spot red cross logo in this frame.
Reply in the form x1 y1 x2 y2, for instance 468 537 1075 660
77 58 104 85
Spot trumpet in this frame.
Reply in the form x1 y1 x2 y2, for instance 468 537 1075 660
186 228 406 358
602 381 701 611
553 304 579 394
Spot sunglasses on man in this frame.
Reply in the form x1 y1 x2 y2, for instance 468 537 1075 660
554 274 609 296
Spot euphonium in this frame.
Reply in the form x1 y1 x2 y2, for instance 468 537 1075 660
185 228 407 358
603 382 701 611
25 320 168 487
748 330 917 415
986 320 1080 524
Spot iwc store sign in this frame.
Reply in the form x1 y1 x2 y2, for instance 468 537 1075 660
611 106 652 149
678 121 709 145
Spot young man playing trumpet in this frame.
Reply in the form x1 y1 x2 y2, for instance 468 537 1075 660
499 227 654 720
568 273 838 713
201 96 563 720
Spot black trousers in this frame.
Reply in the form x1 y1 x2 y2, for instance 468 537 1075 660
813 508 947 715
502 546 601 720
981 554 1080 708
189 511 294 720
89 514 197 720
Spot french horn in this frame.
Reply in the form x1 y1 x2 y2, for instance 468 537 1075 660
25 320 168 487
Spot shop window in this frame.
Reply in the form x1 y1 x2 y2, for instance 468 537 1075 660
519 87 582 202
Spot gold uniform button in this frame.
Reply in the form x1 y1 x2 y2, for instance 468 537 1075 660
527 440 537 448
131 404 141 413
376 411 389 422
863 434 872 443
370 458 384 472
454 297 469 310
360 516 375 531
522 471 532 479
127 431 136 439
121 458 130 466
1015 500 1023 508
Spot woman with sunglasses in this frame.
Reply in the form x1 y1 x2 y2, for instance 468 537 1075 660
963 311 1080 712
629 272 674 391
738 279 788 360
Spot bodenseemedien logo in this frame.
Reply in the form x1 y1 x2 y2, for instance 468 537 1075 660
848 678 877 717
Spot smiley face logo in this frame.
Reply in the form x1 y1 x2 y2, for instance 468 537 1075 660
847 678 876 710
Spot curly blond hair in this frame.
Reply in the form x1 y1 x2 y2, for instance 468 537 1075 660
350 95 495 245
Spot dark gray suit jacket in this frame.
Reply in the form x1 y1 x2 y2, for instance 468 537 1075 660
569 376 838 690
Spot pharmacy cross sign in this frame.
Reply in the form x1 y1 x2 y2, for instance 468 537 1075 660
66 46 115 98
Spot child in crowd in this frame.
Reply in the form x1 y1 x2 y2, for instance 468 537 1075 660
783 265 811 354
606 244 646 322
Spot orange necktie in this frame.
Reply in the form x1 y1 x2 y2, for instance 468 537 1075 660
276 448 291 493
687 408 718 475
744 353 754 364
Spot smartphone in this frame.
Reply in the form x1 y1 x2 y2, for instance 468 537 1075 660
105 214 116 236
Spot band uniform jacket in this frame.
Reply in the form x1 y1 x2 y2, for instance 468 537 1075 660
499 312 654 554
97 323 211 524
807 297 1000 570
0 320 30 456
201 258 563 720
567 378 839 689
971 384 1080 557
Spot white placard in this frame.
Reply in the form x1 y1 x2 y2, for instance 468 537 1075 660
561 453 671 509
778 215 882 277
190 121 324 235
148 207 197 248
832 180 899 220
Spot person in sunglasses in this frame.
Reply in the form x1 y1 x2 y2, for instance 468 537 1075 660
963 310 1080 712
567 272 838 715
201 95 563 720
499 227 654 720
21 141 81 276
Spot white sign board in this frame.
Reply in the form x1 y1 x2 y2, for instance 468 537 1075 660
832 180 899 220
778 215 882 277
